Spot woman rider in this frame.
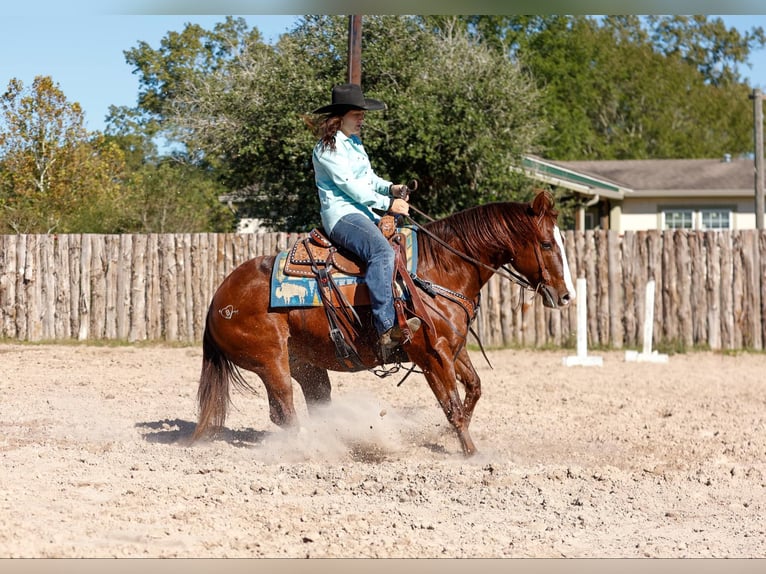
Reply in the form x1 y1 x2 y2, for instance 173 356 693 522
310 83 421 352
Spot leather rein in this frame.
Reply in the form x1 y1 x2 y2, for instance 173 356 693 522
403 203 551 299
394 202 554 373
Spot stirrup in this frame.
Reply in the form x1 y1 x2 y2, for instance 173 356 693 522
379 317 422 351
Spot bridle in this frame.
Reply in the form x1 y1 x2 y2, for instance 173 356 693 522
391 204 557 374
402 203 554 299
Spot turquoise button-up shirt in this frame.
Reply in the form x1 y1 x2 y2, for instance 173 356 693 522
313 131 392 234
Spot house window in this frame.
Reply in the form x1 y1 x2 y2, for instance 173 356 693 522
662 207 732 230
664 209 693 229
700 209 730 230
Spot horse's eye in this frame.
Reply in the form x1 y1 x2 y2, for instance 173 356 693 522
541 241 552 251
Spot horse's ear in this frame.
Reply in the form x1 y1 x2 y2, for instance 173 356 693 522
529 190 553 217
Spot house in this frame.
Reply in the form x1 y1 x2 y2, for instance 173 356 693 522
523 154 763 232
219 189 268 233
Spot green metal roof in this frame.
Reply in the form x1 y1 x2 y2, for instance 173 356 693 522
521 155 628 199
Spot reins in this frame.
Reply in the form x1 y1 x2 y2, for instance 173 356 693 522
377 196 553 381
403 204 541 293
395 201 550 373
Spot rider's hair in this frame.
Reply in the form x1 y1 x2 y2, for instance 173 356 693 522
303 111 348 152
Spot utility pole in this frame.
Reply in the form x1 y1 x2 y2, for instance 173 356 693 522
752 88 765 230
348 15 362 85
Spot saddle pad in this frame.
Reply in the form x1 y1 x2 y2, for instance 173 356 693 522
270 226 418 308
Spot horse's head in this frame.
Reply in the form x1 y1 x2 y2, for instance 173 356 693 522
511 191 575 308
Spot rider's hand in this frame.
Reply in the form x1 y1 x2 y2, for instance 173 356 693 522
389 198 409 215
390 184 409 199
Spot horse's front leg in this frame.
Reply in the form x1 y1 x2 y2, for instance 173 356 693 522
414 344 477 456
290 359 332 413
455 347 481 427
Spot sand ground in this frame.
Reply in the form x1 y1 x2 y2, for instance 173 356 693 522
1 343 764 558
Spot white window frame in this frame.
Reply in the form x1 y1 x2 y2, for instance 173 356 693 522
700 208 730 230
663 208 694 230
661 206 733 231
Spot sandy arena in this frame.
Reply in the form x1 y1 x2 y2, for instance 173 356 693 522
0 343 764 558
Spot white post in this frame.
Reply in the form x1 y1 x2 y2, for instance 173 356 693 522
625 280 668 363
563 278 602 367
642 279 655 355
577 277 588 357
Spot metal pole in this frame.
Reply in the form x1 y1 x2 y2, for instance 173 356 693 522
348 15 362 85
752 88 764 230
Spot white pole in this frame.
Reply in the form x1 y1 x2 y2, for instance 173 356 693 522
642 279 656 355
563 278 602 367
577 277 588 358
625 279 668 363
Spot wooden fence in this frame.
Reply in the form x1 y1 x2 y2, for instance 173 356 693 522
1 230 764 350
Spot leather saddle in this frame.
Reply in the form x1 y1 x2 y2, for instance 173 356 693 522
283 214 398 278
279 215 432 369
283 228 365 278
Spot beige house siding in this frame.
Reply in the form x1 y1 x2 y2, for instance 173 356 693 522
620 201 657 231
620 195 757 232
525 156 762 232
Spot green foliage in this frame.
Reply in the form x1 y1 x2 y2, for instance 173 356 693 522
103 105 159 171
136 15 546 230
119 14 764 231
366 16 546 217
119 17 259 138
644 15 766 86
0 76 128 233
0 76 235 234
120 159 235 233
504 15 761 160
4 15 765 234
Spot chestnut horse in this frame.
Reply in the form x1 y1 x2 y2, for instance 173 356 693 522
192 191 574 456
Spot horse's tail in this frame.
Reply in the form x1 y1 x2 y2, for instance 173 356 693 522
192 312 249 442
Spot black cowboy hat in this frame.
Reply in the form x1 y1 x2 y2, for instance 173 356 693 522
312 83 387 114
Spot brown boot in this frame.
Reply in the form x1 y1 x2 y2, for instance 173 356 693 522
379 317 422 351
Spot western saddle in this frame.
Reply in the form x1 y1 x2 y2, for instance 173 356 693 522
282 214 433 369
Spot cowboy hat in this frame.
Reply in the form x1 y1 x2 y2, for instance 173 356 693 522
312 83 387 114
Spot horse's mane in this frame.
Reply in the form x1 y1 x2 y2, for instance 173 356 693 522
418 199 555 268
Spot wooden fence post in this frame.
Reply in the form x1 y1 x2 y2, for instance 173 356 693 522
0 230 763 350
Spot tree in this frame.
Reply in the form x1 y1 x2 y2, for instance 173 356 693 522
115 16 262 159
0 76 127 233
507 15 757 159
644 15 766 86
125 15 547 230
114 14 765 231
370 16 546 215
103 104 160 172
105 16 268 233
120 158 235 233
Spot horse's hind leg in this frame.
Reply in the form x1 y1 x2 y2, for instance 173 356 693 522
249 357 298 428
290 360 332 414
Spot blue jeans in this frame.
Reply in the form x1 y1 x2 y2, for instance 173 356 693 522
328 213 395 336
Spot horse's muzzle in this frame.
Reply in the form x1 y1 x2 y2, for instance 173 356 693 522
540 285 575 309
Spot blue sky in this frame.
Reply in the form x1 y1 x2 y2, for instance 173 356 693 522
3 3 766 133
1 5 298 132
